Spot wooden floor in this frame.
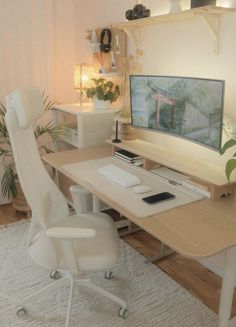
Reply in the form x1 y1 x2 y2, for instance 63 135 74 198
1 203 236 318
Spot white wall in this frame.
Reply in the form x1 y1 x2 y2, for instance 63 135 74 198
0 0 77 104
52 0 77 103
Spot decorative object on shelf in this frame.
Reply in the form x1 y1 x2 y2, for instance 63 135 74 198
120 123 137 140
0 94 63 213
112 120 122 143
111 51 117 71
85 78 120 110
169 0 183 13
115 35 121 55
73 63 95 106
125 0 151 20
100 28 112 53
86 29 101 53
118 107 136 141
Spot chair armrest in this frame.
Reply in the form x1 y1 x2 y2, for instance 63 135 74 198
46 227 96 239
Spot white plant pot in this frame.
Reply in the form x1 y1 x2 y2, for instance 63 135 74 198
93 97 110 110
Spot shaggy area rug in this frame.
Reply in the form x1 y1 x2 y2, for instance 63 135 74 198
0 221 217 327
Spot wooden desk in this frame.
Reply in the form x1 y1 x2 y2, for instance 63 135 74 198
43 145 236 327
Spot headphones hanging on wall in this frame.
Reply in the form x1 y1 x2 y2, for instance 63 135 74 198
100 28 112 53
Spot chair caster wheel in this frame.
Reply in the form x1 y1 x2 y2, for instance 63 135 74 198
50 270 61 280
16 306 26 317
105 270 113 280
118 307 128 319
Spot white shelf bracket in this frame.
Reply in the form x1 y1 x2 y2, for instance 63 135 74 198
201 14 220 54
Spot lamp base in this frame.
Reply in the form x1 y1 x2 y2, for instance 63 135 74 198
112 138 122 143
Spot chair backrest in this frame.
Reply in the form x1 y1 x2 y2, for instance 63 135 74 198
5 87 69 229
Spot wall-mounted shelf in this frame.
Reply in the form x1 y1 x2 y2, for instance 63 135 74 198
112 6 235 53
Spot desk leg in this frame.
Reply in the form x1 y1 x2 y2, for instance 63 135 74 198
145 243 174 263
218 246 236 327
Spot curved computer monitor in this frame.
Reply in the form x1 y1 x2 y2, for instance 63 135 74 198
130 75 225 151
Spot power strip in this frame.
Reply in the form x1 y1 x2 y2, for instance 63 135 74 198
151 167 188 185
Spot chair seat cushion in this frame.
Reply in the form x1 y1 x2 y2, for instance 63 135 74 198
29 212 120 271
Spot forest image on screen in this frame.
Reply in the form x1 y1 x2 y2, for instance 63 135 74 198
130 76 224 150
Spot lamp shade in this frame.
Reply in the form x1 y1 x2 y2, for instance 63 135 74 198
73 63 95 106
74 64 95 90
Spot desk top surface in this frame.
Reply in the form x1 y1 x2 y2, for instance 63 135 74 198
43 145 236 259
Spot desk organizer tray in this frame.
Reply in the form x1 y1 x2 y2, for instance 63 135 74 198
62 157 204 218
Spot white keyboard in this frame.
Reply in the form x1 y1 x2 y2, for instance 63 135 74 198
97 164 141 188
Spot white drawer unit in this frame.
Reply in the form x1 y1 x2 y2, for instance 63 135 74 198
52 104 120 148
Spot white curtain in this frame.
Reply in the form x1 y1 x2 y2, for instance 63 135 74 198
0 0 77 204
0 0 56 101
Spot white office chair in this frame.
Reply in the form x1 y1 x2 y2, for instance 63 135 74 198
5 87 128 326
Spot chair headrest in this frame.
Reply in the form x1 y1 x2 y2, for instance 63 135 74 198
5 87 44 129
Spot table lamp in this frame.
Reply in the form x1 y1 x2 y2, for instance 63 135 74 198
73 63 95 106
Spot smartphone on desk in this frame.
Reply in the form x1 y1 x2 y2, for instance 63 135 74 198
142 192 175 204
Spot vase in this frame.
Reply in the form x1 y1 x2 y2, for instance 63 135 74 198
93 97 110 110
120 123 136 140
169 0 182 13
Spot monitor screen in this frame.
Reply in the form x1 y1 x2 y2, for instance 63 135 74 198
130 75 225 151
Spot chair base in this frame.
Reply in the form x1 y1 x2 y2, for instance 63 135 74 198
16 272 128 327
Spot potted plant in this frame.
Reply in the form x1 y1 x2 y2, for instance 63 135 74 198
0 93 64 213
220 138 236 181
85 78 120 109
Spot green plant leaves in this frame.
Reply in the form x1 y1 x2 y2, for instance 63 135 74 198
34 121 64 144
1 164 17 198
221 137 236 181
0 93 63 199
220 138 236 155
85 78 120 103
225 159 236 181
0 103 6 116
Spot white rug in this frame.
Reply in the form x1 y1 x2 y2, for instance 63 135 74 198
0 221 218 327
